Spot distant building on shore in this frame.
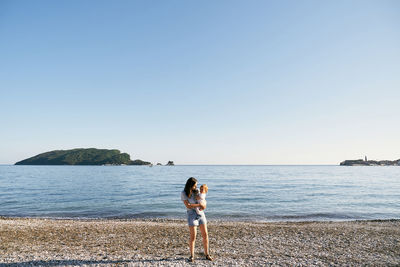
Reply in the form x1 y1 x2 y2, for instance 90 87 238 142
365 156 367 161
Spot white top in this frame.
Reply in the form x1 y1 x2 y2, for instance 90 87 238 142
181 190 197 210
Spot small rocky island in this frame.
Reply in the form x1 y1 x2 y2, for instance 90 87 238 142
15 148 151 166
340 158 400 166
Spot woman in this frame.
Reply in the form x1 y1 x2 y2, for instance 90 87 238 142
181 177 213 262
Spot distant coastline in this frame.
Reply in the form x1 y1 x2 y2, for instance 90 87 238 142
340 159 400 166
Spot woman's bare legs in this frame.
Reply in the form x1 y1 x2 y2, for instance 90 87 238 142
189 226 197 258
199 223 209 256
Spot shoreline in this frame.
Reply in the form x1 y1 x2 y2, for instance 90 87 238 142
2 214 399 223
1 217 399 266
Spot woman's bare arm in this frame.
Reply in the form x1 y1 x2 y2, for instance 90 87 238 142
183 200 204 209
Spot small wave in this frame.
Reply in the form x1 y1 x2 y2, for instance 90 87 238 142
264 213 365 221
103 212 183 219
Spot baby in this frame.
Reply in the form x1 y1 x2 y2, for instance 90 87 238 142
194 184 208 216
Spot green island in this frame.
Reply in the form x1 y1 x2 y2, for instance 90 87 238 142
14 148 151 166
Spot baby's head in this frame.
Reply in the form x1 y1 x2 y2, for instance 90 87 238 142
200 184 208 194
193 188 200 196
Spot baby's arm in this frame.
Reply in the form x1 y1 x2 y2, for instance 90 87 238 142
198 199 207 211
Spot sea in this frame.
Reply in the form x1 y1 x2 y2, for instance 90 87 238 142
0 165 399 222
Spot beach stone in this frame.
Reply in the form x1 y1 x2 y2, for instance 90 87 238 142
0 218 399 266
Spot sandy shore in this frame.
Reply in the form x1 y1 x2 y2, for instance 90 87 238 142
0 217 399 266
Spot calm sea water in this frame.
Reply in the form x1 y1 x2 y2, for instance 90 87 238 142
0 165 399 221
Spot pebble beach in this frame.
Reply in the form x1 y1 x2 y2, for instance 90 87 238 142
0 217 399 266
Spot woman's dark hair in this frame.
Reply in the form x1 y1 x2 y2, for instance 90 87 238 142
184 177 198 198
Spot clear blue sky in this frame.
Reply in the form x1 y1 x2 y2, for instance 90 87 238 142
1 0 399 164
